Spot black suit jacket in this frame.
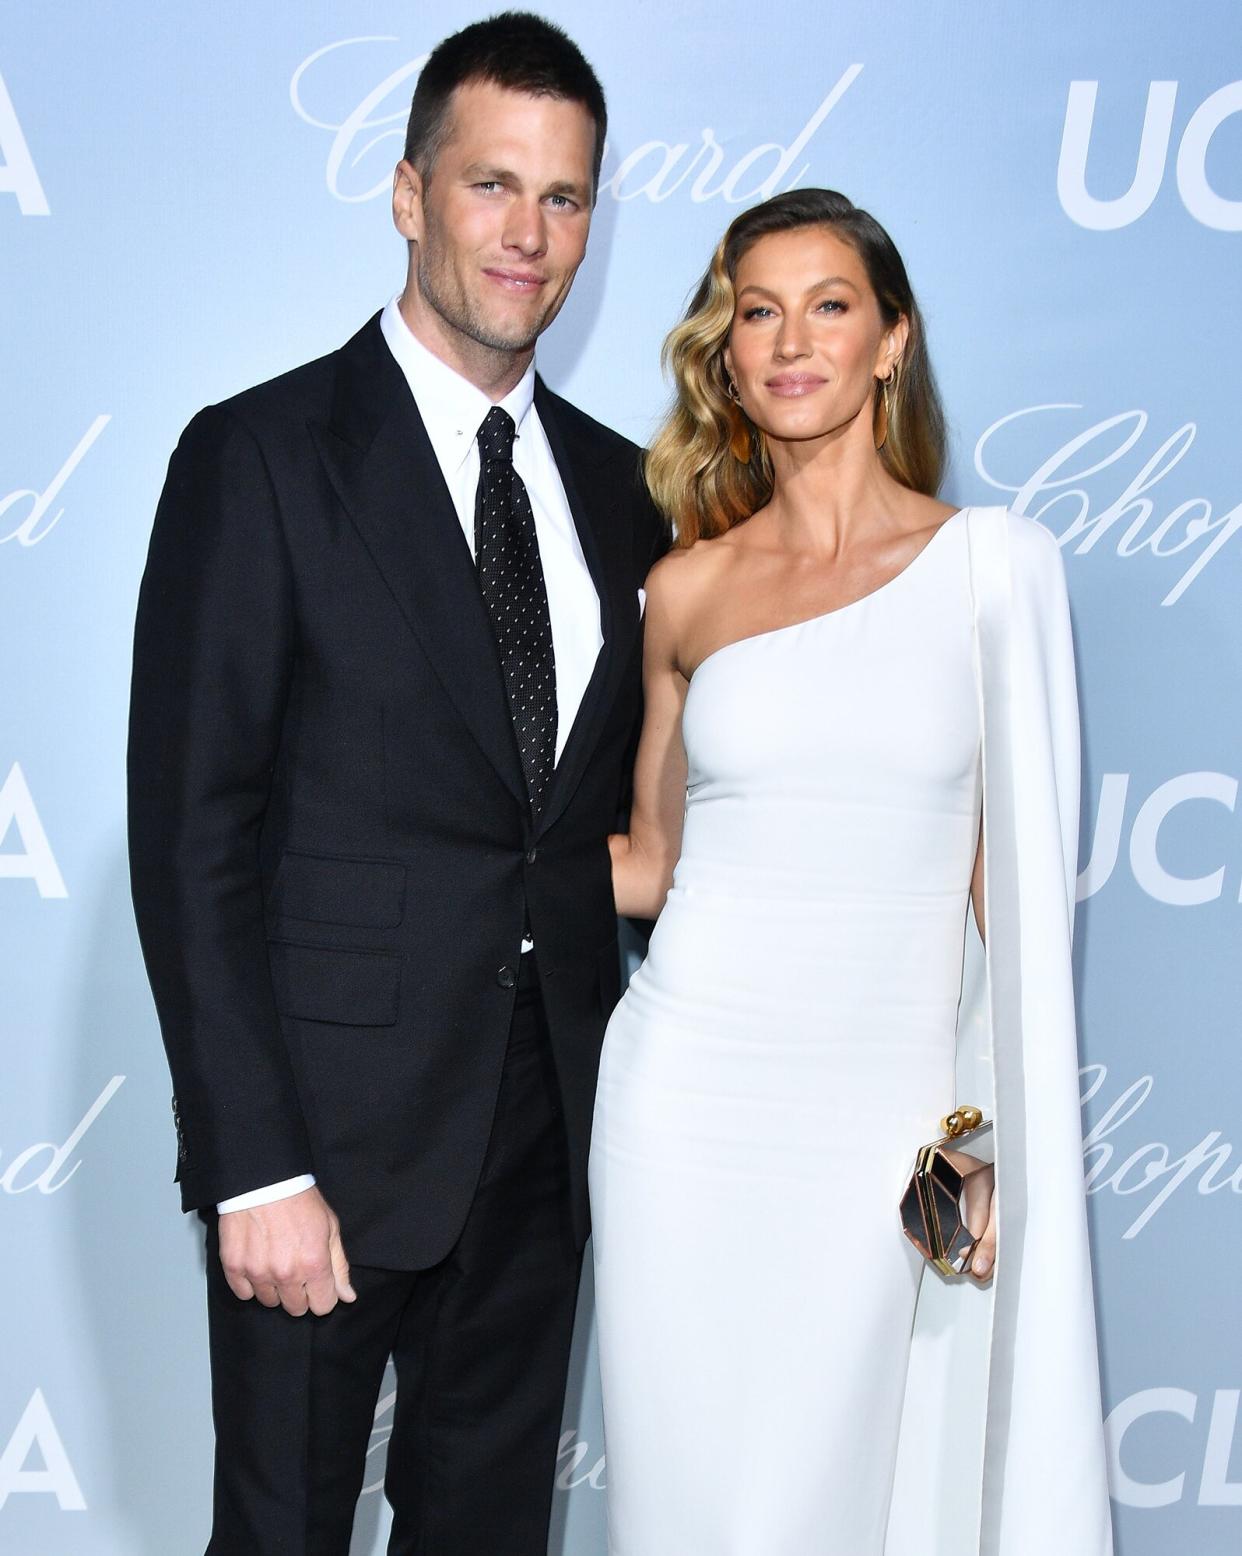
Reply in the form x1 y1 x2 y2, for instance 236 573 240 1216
127 314 665 1269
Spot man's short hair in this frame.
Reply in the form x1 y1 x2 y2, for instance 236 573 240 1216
404 11 608 196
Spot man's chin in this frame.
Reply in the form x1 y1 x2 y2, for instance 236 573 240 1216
483 328 540 354
471 306 547 355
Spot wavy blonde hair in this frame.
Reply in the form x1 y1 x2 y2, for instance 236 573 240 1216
646 189 947 546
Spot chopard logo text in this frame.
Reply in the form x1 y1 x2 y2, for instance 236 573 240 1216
975 405 1240 605
1081 1064 1240 1238
291 37 861 205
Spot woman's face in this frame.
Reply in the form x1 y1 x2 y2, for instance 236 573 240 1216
723 225 906 448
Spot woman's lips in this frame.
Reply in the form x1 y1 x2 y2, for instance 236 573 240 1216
764 373 827 397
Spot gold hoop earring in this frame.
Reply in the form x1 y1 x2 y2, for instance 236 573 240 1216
874 360 900 450
729 408 753 463
873 376 891 451
726 377 753 462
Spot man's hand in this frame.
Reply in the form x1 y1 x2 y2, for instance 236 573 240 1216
218 1186 356 1316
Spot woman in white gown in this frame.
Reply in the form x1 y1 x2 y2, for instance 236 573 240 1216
588 190 1113 1555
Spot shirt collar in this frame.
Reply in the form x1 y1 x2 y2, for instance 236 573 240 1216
379 295 536 477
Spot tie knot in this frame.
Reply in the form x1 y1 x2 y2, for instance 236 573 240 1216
477 405 517 464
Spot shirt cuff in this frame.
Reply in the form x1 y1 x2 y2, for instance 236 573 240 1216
217 1174 317 1214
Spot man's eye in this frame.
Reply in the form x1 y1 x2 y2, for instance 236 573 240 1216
547 194 576 211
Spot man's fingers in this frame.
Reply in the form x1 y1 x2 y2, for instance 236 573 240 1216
224 1269 256 1302
303 1250 339 1316
216 1189 353 1314
329 1224 357 1303
305 1268 340 1317
276 1278 311 1317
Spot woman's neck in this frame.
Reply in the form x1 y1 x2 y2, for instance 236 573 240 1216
762 419 908 556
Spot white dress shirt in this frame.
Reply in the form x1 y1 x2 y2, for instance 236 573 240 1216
217 299 603 1215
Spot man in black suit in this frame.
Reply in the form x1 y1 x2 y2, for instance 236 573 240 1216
127 14 663 1552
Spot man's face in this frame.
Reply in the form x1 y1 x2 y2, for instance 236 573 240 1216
398 80 596 358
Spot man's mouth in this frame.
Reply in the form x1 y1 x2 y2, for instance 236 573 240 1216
482 267 547 293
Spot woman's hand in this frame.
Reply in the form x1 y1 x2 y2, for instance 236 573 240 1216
610 830 675 921
610 557 691 920
944 1151 996 1283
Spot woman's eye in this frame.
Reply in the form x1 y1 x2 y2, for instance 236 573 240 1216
816 298 846 314
742 305 774 320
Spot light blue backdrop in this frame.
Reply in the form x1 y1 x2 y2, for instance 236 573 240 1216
2 3 1240 1551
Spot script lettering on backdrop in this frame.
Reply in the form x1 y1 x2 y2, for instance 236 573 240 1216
556 1430 607 1492
0 762 67 898
1079 771 1241 905
0 415 110 548
1080 1064 1241 1239
362 1378 395 1496
974 404 1241 605
0 1390 85 1511
290 36 861 204
0 1077 124 1194
1106 1388 1242 1508
361 1394 610 1496
1059 79 1242 231
0 67 48 215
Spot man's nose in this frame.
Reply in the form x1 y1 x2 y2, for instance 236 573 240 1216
502 200 548 258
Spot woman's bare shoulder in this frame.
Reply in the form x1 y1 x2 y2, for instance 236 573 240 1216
644 532 740 618
641 535 747 679
896 490 961 538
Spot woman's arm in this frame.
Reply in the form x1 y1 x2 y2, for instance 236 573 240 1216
971 825 985 942
610 558 691 919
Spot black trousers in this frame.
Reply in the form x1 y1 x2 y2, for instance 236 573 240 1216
203 972 582 1555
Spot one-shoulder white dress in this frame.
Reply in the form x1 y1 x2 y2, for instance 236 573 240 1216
589 508 981 1554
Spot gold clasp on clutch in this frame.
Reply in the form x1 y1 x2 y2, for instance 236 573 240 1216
940 1104 984 1138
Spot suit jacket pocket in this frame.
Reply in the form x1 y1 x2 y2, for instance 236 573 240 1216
269 851 406 928
268 940 401 1026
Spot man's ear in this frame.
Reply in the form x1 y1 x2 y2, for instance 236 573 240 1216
392 159 424 245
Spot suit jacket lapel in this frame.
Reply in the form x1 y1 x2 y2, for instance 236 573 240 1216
309 316 527 810
535 379 640 838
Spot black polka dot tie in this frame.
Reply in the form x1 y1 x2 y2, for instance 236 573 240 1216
474 405 558 815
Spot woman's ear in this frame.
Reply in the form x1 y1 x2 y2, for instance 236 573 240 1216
878 314 910 378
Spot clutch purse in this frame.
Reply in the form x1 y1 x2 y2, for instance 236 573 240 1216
899 1105 994 1276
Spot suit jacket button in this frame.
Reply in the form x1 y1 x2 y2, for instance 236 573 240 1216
497 965 516 989
525 847 538 865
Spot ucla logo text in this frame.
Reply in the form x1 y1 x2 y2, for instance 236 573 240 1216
0 1391 85 1511
0 763 67 899
1079 772 1242 905
1107 1389 1242 1507
0 67 47 215
1059 80 1242 230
